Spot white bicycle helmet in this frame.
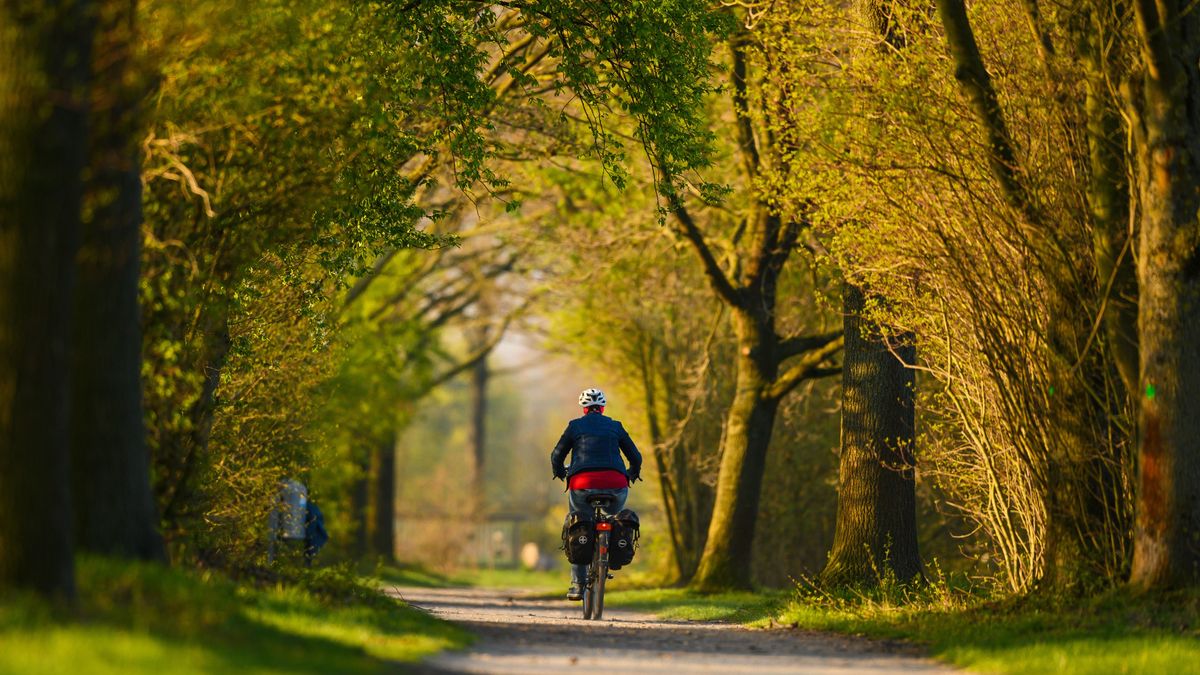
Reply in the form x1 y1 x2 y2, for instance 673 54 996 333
578 388 607 408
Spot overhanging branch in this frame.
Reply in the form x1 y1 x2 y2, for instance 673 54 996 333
415 295 535 396
670 194 743 309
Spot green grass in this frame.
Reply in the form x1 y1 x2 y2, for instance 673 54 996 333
606 587 790 623
608 579 1200 675
373 564 564 593
778 585 1200 675
0 557 470 674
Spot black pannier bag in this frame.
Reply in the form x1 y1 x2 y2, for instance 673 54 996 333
609 509 640 570
562 511 595 564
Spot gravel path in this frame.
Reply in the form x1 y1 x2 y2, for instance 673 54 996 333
391 586 957 674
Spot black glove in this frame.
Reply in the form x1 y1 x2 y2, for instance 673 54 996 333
552 466 566 481
628 470 641 483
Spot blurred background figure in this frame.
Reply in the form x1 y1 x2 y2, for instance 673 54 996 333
268 479 308 566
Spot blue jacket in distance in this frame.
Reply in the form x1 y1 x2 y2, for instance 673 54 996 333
550 412 643 481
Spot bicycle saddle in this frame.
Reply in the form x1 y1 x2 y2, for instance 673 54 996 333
587 494 616 509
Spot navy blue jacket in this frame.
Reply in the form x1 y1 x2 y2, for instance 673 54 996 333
550 412 642 481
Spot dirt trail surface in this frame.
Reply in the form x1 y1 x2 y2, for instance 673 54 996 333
391 586 957 674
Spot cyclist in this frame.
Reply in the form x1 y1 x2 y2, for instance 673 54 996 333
550 388 642 601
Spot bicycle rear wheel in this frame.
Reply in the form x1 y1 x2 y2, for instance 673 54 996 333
582 545 598 620
582 573 594 620
592 532 608 620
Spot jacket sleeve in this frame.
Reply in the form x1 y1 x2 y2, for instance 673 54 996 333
617 423 642 479
550 424 572 479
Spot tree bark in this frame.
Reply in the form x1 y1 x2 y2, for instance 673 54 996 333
820 284 921 585
935 0 1038 225
351 457 370 558
1127 0 1200 588
70 0 165 562
468 342 489 506
0 0 96 598
641 340 689 581
691 311 780 591
368 435 396 560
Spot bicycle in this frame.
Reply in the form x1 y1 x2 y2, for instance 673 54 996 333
581 494 618 620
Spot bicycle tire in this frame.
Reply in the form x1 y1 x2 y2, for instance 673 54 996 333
582 541 599 620
582 569 593 620
592 532 608 620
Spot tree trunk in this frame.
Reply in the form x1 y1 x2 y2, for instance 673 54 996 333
468 349 488 506
0 0 96 598
1083 23 1138 402
1128 0 1200 587
368 435 396 560
70 0 165 562
821 284 921 586
351 458 370 557
640 342 688 582
691 311 779 591
155 314 230 535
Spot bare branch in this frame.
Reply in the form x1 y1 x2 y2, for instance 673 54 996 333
768 334 845 400
669 195 744 308
416 295 535 395
778 328 843 360
340 248 398 314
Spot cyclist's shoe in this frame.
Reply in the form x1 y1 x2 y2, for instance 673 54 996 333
567 583 584 601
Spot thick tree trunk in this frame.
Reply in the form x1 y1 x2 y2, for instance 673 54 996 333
821 285 921 586
1128 0 1200 587
71 0 165 562
691 311 779 591
368 435 396 560
0 0 95 598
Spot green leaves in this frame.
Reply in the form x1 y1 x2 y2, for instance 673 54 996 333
387 0 725 189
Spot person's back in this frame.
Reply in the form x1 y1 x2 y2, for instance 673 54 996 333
550 388 642 600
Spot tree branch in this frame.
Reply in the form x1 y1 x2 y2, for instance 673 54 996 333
935 0 1039 226
768 334 845 400
670 195 743 308
340 248 398 315
1131 0 1177 88
778 328 843 360
416 296 533 396
730 40 760 178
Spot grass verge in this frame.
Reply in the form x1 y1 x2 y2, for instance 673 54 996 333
0 556 470 674
779 584 1200 675
374 564 563 593
605 587 790 624
609 580 1200 674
